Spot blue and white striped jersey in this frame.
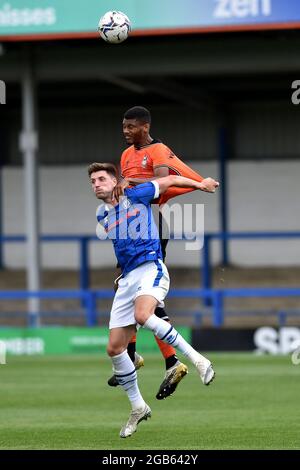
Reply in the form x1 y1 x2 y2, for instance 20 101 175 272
96 181 162 276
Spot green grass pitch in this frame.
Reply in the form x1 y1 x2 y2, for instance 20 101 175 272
0 353 299 450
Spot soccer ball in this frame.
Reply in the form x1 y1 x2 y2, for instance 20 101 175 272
98 10 131 44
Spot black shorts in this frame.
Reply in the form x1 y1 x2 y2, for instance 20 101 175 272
160 237 169 263
159 210 169 262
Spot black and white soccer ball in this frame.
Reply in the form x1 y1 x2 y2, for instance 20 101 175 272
98 10 131 44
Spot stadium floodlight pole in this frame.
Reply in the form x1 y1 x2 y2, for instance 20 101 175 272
19 48 41 326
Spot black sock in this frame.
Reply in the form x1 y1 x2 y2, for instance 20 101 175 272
166 355 178 370
155 308 176 368
155 306 170 322
127 342 136 363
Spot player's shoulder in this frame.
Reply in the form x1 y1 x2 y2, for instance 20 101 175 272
150 141 170 152
149 141 176 162
125 181 154 198
126 181 154 192
121 145 134 159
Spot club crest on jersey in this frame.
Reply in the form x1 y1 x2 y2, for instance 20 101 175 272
122 198 131 209
141 155 148 168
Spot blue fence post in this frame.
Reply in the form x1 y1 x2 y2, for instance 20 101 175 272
79 237 89 290
28 311 40 328
193 311 202 327
278 311 287 327
203 234 212 306
213 290 224 327
85 291 97 327
219 126 229 266
80 237 89 307
27 291 40 328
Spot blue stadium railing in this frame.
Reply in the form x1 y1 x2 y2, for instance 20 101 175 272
202 231 300 294
1 232 300 327
0 287 300 327
2 231 300 293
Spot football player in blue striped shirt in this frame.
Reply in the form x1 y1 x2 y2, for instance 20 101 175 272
88 162 218 438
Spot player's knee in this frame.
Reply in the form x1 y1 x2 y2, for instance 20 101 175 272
134 310 147 325
107 343 125 357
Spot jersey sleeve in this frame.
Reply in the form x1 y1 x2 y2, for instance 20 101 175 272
158 187 195 205
126 181 159 205
151 143 176 168
151 144 204 181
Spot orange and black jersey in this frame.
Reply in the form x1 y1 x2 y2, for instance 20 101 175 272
121 139 203 204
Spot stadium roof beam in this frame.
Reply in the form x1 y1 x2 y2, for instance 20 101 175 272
3 35 300 82
147 78 218 111
37 36 300 79
97 74 145 94
97 74 215 111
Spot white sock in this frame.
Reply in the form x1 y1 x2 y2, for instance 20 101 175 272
111 350 145 410
144 314 207 366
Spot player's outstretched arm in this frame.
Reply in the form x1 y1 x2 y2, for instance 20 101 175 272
125 167 169 186
113 167 169 201
156 175 219 195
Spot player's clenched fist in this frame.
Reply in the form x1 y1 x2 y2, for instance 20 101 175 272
199 177 220 193
113 180 130 202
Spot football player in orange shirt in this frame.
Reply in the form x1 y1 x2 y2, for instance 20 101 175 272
108 106 218 400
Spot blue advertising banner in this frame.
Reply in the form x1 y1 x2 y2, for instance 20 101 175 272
0 0 299 40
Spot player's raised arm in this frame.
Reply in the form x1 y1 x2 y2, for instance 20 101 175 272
125 167 170 186
113 167 170 201
156 175 219 195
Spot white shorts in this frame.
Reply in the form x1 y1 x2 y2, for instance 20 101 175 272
109 260 170 329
